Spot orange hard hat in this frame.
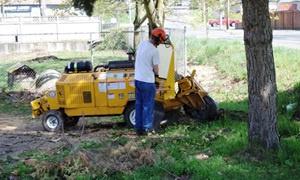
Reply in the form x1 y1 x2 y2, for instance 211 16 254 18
152 28 166 42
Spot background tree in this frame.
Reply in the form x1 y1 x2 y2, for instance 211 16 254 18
72 0 166 51
143 0 164 36
133 0 147 50
189 0 222 39
190 0 242 39
38 0 47 16
72 0 165 33
242 0 282 150
1 0 11 18
93 0 127 26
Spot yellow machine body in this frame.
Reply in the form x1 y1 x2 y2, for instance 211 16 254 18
31 42 215 132
41 68 136 117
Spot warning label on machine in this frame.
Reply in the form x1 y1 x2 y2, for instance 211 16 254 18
98 82 107 92
108 93 115 99
129 80 134 86
107 81 126 90
98 73 107 80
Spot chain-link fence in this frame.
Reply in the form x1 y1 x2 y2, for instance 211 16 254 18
0 26 186 92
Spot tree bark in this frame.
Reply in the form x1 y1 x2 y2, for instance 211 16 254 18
143 0 164 37
134 0 147 51
39 0 47 16
203 2 209 39
226 0 229 30
242 0 282 150
2 3 4 18
116 11 120 27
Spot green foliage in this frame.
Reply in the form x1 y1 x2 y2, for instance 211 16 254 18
0 101 32 115
95 28 130 51
73 0 97 16
81 140 105 148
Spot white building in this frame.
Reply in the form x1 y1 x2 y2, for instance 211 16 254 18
0 0 85 17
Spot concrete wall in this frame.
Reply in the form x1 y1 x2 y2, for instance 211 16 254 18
0 41 89 54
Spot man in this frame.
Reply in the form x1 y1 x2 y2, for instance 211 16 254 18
134 28 167 136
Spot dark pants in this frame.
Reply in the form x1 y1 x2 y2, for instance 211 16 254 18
134 80 156 131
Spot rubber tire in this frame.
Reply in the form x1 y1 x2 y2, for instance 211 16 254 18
162 109 180 126
231 22 235 27
184 105 193 117
213 22 217 27
63 115 80 127
42 110 64 132
189 95 217 123
124 102 136 128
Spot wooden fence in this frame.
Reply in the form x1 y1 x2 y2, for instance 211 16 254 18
236 10 300 30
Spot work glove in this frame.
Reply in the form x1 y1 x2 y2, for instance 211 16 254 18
155 74 159 87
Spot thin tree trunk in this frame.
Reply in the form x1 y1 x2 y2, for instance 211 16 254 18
2 4 4 18
202 1 205 22
203 2 209 39
242 0 282 150
116 11 120 27
226 0 229 30
39 0 46 16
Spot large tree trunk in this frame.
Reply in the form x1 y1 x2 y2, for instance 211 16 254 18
242 0 282 150
143 0 164 37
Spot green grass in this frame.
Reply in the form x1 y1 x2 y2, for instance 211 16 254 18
1 37 300 179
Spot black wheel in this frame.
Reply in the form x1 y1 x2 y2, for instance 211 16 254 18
184 104 193 116
42 110 64 132
124 102 136 128
230 22 235 27
189 95 217 122
63 115 80 127
161 109 180 126
213 22 217 27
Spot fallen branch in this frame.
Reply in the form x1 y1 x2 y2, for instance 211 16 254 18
150 150 182 180
61 112 93 160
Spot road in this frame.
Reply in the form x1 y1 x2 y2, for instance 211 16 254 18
164 10 300 49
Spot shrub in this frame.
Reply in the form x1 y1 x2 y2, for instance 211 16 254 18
96 27 130 51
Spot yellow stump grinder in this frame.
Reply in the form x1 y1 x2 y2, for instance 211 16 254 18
31 41 218 132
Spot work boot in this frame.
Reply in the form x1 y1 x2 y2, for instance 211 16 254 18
136 129 143 136
142 130 148 136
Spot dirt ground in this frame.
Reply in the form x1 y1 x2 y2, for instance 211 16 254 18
0 65 236 160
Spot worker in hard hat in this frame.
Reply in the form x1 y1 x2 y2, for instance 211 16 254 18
134 28 167 136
